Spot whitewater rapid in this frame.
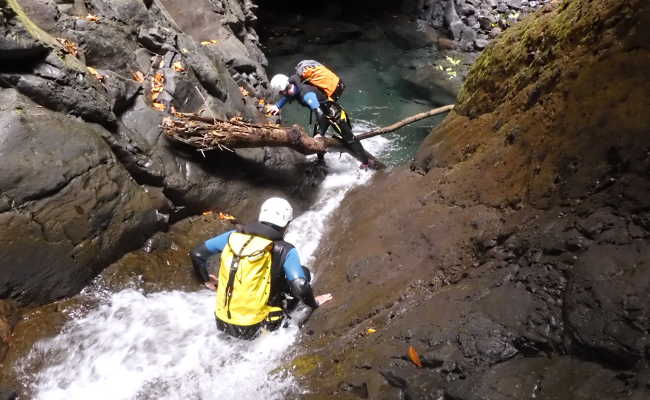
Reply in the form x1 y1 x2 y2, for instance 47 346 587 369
16 120 390 400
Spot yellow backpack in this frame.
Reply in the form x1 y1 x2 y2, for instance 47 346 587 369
215 232 283 326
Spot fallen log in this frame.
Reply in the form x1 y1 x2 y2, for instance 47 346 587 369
162 105 454 168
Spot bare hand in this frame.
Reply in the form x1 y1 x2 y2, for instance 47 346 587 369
315 293 333 306
266 104 280 116
204 274 218 291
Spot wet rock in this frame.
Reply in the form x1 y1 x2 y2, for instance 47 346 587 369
457 313 519 365
0 300 19 363
17 0 60 32
446 357 635 400
565 243 650 368
0 37 49 66
0 90 163 304
384 17 439 50
86 0 148 26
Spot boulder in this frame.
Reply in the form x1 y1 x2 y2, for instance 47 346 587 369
0 90 166 304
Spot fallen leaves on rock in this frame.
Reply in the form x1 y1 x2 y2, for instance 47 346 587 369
86 67 105 82
131 71 145 83
172 62 185 72
407 345 423 367
56 38 78 56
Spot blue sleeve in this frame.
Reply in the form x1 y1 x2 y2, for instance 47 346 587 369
204 230 234 253
301 92 321 110
283 248 306 281
276 96 288 108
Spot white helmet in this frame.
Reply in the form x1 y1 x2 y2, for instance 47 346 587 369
259 197 293 228
270 74 289 94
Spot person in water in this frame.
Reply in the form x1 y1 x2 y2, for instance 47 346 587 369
267 60 371 168
190 197 333 339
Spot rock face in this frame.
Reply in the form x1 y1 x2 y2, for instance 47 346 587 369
0 0 315 305
299 0 650 398
0 89 166 304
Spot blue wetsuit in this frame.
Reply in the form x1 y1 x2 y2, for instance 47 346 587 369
204 230 306 281
276 76 331 137
190 221 320 338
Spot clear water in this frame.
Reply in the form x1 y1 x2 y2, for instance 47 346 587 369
16 39 441 399
268 39 445 166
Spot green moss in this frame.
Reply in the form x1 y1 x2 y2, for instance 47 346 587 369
6 0 85 71
290 354 322 377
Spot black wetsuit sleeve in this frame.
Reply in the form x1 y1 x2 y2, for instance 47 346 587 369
190 243 216 283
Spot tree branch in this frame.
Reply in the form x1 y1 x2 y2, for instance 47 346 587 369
354 104 454 141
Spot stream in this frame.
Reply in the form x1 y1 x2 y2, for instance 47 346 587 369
13 39 442 399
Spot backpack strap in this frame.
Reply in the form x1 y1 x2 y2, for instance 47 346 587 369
224 234 255 319
271 240 294 276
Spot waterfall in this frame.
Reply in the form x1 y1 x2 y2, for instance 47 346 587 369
16 126 390 400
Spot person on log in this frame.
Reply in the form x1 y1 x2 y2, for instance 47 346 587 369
267 60 372 169
190 197 333 340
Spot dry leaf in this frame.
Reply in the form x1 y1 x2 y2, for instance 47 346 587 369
218 212 236 221
202 211 213 216
239 87 249 97
84 14 100 22
181 48 189 54
172 62 185 72
200 40 219 46
56 38 78 56
86 66 105 82
153 72 165 85
407 345 423 368
131 70 145 82
258 98 265 105
151 72 165 101
152 102 166 111
170 105 177 114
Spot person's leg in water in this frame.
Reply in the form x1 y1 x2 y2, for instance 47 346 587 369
215 317 262 340
313 116 328 164
333 115 370 168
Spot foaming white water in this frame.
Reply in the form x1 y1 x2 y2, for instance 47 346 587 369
18 289 299 399
286 119 389 269
17 118 389 399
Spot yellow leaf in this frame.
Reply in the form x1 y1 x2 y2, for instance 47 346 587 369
202 211 213 216
200 40 219 46
86 66 105 82
152 102 166 111
173 62 185 72
218 212 236 221
258 98 265 105
407 345 423 368
153 72 165 85
239 87 249 97
367 328 376 334
181 48 189 54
